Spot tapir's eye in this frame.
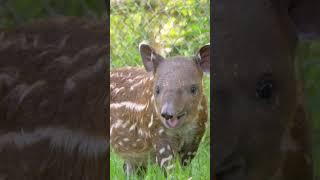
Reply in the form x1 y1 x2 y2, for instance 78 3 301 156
256 75 273 99
155 85 160 95
190 85 198 95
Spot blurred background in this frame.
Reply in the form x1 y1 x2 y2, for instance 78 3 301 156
0 0 105 28
110 0 210 179
298 41 320 178
110 0 210 68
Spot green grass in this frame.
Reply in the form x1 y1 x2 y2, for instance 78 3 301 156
110 125 210 180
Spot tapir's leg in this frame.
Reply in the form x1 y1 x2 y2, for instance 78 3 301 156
179 141 200 166
154 138 176 176
123 162 146 179
179 128 205 166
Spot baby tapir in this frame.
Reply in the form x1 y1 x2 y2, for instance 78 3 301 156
110 43 210 176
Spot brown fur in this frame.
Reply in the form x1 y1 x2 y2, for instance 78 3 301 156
0 17 108 180
213 0 319 179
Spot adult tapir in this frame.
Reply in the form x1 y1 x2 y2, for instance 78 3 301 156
213 0 320 179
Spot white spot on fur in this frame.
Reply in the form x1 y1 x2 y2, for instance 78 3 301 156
146 132 151 138
167 145 171 150
151 51 155 62
197 53 202 61
158 128 164 135
123 138 129 142
160 155 173 167
129 123 137 132
133 75 144 81
110 72 124 78
166 164 174 170
138 129 145 137
113 87 125 95
145 101 150 110
0 127 108 158
154 102 159 115
110 126 114 135
114 119 123 128
110 101 146 112
130 78 149 91
159 148 165 154
148 114 154 128
122 121 130 128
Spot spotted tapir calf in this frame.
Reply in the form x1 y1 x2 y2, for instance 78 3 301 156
110 43 210 176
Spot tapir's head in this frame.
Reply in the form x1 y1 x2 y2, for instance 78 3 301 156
139 43 210 129
213 0 320 178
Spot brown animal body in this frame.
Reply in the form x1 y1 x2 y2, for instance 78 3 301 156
0 17 108 180
110 43 210 175
213 0 320 179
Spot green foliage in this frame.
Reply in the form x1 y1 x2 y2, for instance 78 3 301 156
297 40 320 178
110 0 209 69
0 0 105 28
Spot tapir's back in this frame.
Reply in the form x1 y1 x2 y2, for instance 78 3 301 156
110 67 161 159
110 67 153 103
0 17 107 180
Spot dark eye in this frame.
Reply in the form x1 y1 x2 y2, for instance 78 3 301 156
155 85 160 95
256 75 273 99
190 85 198 95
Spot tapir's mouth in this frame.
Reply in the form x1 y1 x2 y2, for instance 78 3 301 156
164 112 186 129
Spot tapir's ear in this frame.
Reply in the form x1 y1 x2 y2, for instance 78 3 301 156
139 43 164 72
289 0 320 40
195 44 210 73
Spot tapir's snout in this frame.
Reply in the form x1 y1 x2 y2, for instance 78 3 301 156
160 102 175 120
160 102 186 129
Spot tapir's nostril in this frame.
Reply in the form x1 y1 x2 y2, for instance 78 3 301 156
161 113 173 120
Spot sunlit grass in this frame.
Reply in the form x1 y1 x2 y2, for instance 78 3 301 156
110 127 210 180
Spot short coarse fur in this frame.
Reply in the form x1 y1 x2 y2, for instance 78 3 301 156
0 17 108 180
